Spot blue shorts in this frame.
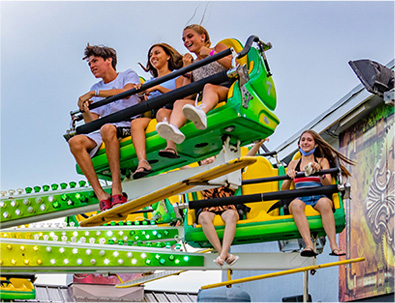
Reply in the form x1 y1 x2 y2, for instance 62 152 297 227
297 194 327 207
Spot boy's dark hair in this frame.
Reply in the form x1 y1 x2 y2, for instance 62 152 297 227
83 44 117 70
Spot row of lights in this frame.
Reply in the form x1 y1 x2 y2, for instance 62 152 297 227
0 181 88 198
2 229 179 249
1 191 95 220
1 243 196 267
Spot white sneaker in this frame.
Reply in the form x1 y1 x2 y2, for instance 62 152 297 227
156 122 185 144
182 104 207 130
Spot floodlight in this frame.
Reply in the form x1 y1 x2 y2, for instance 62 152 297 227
349 59 394 98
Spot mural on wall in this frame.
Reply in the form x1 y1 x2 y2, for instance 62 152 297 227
338 103 394 301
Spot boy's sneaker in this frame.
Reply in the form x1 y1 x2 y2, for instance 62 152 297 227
182 104 207 130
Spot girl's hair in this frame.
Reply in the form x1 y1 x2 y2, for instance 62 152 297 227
183 24 211 47
139 43 183 78
298 129 356 177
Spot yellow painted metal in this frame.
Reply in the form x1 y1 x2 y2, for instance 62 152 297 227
201 257 365 289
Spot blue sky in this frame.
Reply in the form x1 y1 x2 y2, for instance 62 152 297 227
1 1 394 191
0 0 394 290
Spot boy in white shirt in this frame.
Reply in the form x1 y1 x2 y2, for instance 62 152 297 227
69 44 140 211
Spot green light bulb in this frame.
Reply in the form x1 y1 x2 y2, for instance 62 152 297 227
25 187 32 194
69 181 76 188
78 180 86 187
60 182 68 190
51 183 59 190
52 201 61 209
34 186 41 193
43 185 50 192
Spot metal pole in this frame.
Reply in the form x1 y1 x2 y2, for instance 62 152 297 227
303 270 309 302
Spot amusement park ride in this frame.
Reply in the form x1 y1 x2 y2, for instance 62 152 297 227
0 36 363 301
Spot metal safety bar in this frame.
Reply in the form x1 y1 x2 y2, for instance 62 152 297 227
188 185 339 210
201 257 366 295
72 35 265 115
242 168 340 185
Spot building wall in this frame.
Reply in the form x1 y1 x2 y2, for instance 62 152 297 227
338 103 394 301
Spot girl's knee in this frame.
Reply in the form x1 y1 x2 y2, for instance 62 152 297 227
203 83 216 93
316 198 333 212
156 109 169 122
131 118 145 130
290 199 305 214
198 212 213 225
222 210 238 223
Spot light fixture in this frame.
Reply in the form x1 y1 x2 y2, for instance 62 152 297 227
349 59 394 98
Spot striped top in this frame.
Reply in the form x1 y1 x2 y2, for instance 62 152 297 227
294 176 322 189
294 158 322 189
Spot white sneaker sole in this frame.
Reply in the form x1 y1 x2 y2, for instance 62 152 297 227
183 105 207 130
156 123 185 144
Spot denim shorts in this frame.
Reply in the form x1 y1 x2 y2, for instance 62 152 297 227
297 194 327 207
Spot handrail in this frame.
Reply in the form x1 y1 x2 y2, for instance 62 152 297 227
72 35 261 115
73 70 230 136
236 35 259 59
242 168 340 185
201 257 365 289
188 185 339 209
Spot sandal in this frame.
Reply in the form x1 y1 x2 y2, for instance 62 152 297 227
329 248 346 256
99 198 112 212
133 166 152 179
300 247 318 257
158 148 180 159
213 256 225 267
225 254 239 266
111 194 128 208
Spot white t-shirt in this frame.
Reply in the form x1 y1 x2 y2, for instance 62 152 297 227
90 69 140 123
85 69 140 156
